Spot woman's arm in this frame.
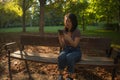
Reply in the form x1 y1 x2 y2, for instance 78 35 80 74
58 35 65 47
64 34 80 47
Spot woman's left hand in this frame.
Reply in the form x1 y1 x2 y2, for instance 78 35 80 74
63 33 72 42
63 33 80 48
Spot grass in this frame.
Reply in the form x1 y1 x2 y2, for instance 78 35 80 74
0 26 120 44
82 30 120 44
0 26 64 33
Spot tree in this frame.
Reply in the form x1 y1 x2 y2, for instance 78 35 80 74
45 0 64 26
0 1 22 28
84 0 120 31
20 0 35 32
38 0 46 34
64 0 88 31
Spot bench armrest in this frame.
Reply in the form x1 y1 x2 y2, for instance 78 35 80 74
107 45 120 64
2 42 16 52
111 44 120 56
112 48 120 59
0 42 16 55
5 42 16 46
107 44 120 57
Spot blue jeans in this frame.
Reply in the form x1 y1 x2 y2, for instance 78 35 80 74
58 46 82 73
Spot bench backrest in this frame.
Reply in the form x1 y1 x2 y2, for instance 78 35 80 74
20 35 59 47
80 37 111 56
80 37 111 50
20 35 111 55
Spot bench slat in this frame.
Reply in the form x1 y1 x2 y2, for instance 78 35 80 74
80 37 111 50
10 51 58 64
21 35 59 47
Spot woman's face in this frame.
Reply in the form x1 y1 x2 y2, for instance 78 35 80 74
64 16 72 30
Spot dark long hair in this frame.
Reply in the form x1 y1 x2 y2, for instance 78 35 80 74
65 13 78 32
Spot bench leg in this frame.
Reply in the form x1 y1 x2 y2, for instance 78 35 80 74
24 60 33 80
112 67 116 80
112 57 118 80
8 50 12 80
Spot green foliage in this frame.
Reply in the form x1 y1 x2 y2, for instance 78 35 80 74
87 0 120 23
102 23 119 31
0 0 37 28
2 1 22 19
0 0 119 31
4 1 23 16
45 0 65 26
0 1 23 28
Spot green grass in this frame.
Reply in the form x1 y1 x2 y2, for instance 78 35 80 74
0 26 120 44
0 27 23 32
44 26 64 33
0 26 64 33
81 30 120 44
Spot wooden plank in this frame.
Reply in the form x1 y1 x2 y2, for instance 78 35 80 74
21 35 111 50
21 35 111 52
80 37 111 50
20 35 60 47
80 55 114 66
10 51 58 64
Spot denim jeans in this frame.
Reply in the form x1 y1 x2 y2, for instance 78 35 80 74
58 46 82 73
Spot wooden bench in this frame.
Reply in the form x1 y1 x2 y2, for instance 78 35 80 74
3 35 119 80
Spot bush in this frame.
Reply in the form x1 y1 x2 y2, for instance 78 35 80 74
103 23 119 31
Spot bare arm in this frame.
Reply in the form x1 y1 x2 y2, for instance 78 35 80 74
64 33 80 47
58 35 65 47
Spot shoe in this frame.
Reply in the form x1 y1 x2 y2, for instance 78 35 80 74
58 75 64 80
66 77 73 80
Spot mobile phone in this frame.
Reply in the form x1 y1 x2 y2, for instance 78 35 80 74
58 30 64 35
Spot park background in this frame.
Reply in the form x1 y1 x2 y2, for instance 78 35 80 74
0 0 120 44
0 0 120 80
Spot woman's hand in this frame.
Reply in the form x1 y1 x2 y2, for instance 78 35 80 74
58 35 65 47
63 33 80 48
63 33 71 42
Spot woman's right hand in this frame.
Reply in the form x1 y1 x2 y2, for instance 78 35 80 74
58 35 65 47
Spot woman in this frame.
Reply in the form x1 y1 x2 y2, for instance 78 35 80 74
58 13 82 80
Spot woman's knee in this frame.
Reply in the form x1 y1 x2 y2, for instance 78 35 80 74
66 53 80 64
66 55 74 64
58 53 66 61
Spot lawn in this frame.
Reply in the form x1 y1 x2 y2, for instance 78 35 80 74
0 26 63 33
0 26 120 44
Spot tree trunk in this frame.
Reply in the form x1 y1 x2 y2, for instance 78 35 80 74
82 13 85 31
118 0 120 32
22 0 26 32
39 0 45 34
